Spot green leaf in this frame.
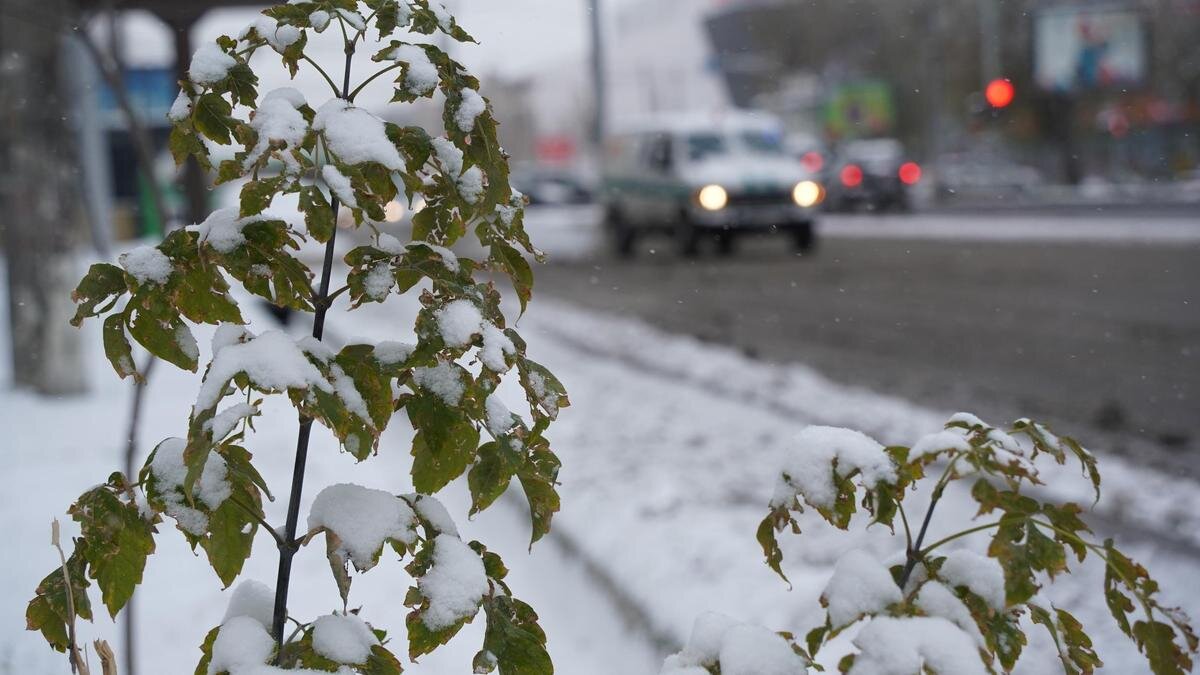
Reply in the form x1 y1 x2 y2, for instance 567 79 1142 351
169 124 208 168
240 176 286 217
128 309 199 371
481 596 552 675
300 184 335 243
71 263 128 326
1135 620 1193 675
26 551 92 652
756 507 797 585
516 449 560 547
193 93 234 145
102 314 138 380
70 480 157 617
490 243 533 314
468 441 517 515
411 426 478 495
193 626 220 675
200 447 262 587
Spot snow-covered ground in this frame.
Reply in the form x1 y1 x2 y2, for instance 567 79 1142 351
3 258 1199 673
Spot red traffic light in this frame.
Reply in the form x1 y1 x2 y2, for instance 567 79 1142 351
985 78 1015 108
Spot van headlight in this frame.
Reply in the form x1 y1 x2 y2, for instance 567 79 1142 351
793 180 823 207
697 184 728 211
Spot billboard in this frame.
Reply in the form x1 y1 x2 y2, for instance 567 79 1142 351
1034 6 1146 92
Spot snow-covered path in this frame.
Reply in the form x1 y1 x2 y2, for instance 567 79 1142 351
3 266 1199 673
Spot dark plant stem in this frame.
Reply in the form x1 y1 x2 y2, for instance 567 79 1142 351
120 354 155 675
898 484 944 589
270 43 355 658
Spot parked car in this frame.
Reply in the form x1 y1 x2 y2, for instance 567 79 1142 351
510 164 596 206
601 112 824 257
825 138 921 212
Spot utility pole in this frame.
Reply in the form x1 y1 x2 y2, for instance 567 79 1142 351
587 0 606 146
978 0 1001 84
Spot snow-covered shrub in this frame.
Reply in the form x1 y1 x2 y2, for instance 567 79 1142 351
29 2 566 672
665 415 1198 674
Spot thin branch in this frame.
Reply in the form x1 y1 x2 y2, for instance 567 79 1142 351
228 496 283 547
301 54 341 97
898 502 914 553
919 519 1004 556
348 62 401 102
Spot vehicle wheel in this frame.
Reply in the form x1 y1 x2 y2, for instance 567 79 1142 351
675 218 700 258
716 230 736 257
608 208 636 258
792 222 816 253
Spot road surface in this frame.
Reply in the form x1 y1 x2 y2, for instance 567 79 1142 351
531 211 1200 476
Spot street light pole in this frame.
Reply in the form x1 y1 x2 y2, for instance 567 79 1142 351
587 0 606 146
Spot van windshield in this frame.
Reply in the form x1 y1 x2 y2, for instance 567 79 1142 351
686 130 785 161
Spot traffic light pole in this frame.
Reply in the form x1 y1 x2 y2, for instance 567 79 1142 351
587 0 606 146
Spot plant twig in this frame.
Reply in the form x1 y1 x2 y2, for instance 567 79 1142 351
270 37 356 659
51 520 85 674
347 62 400 102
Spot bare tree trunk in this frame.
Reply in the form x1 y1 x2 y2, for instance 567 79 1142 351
0 0 88 394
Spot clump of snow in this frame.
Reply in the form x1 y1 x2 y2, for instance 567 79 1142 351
150 437 231 536
374 341 414 366
408 494 459 536
312 100 404 170
479 324 515 372
120 245 173 285
246 88 308 173
212 323 251 353
418 534 488 630
176 324 199 363
939 549 1007 610
222 580 275 630
949 412 986 428
389 44 439 95
362 263 394 301
821 550 902 629
189 207 276 254
244 16 302 53
208 616 274 674
437 299 483 347
336 8 366 31
195 330 333 411
849 616 987 675
412 362 464 405
771 426 895 509
168 91 192 122
308 483 418 570
311 613 379 664
910 429 971 459
661 613 807 675
189 43 236 85
205 402 259 440
915 581 985 648
454 88 486 132
429 2 454 30
322 165 358 209
376 232 404 255
309 9 331 31
432 136 484 203
484 394 514 437
297 335 334 362
329 364 371 422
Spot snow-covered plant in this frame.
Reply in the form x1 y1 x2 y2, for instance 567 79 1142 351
664 415 1198 674
29 3 567 672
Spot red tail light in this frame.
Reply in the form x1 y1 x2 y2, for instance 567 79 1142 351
801 151 824 173
898 161 922 185
840 164 863 188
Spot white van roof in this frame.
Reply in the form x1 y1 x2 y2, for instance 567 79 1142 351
612 110 784 137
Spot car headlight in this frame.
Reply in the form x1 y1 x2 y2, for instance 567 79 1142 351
697 184 728 211
793 180 823 207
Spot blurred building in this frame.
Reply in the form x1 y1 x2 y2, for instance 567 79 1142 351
692 0 1200 184
605 0 731 129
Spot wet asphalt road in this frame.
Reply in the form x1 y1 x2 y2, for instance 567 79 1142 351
532 213 1200 475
